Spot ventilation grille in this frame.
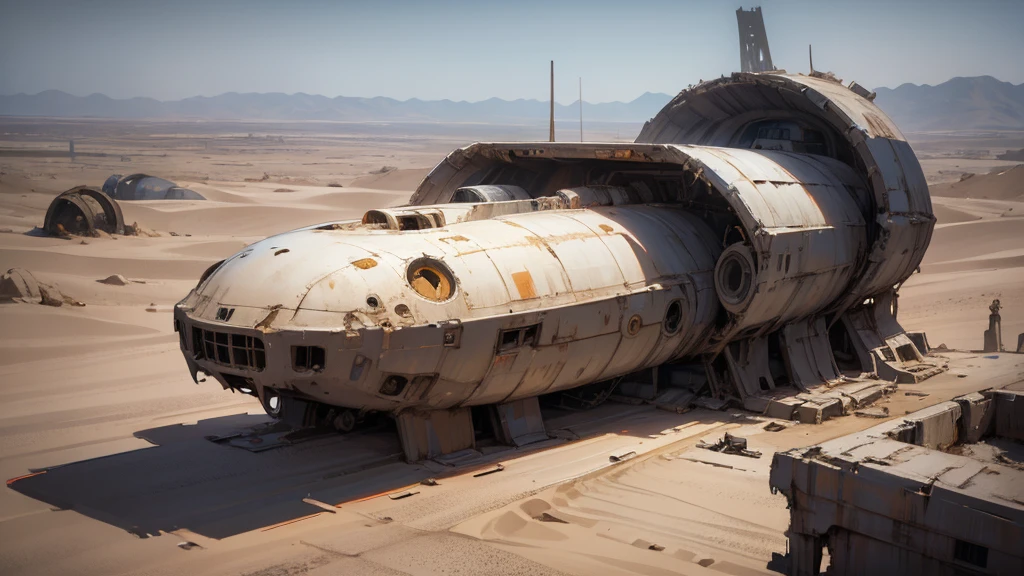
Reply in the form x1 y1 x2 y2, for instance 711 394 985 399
192 327 266 371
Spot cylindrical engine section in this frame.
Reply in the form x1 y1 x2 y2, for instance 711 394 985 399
556 185 648 208
451 184 530 203
43 186 126 237
635 72 934 307
177 204 723 411
683 146 869 333
715 244 756 314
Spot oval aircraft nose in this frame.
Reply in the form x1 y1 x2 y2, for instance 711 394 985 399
189 229 389 322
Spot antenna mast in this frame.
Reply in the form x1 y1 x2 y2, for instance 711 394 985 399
578 77 583 142
549 61 555 143
736 7 773 72
809 44 814 73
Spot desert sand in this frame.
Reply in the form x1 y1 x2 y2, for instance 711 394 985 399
1 119 1023 576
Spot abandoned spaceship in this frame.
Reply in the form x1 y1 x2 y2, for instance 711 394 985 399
173 72 936 461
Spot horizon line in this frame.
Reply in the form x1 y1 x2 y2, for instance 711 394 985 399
2 74 1017 105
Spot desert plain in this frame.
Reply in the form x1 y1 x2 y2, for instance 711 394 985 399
0 118 1023 576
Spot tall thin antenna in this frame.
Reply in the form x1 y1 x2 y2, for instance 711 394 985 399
578 77 583 142
549 61 555 143
809 44 814 73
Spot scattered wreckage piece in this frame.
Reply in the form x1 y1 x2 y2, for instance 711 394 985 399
770 388 1024 575
1 267 42 303
854 406 889 418
103 173 204 201
742 379 897 425
1 268 84 307
44 186 125 237
697 432 761 458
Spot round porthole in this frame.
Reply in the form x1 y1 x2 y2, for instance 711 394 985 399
664 299 684 335
407 258 456 302
626 314 642 336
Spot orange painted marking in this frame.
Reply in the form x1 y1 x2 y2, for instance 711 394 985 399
511 270 537 299
259 512 322 532
7 471 46 485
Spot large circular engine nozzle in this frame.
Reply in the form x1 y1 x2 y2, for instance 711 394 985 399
714 243 757 314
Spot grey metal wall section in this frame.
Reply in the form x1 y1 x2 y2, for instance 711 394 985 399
634 73 935 309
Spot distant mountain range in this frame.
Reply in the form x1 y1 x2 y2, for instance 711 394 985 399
0 89 673 124
873 76 1024 132
1 76 1022 132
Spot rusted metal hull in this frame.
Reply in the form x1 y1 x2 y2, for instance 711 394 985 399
175 204 721 412
174 73 938 459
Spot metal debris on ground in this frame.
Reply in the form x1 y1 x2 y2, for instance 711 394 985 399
905 391 930 397
855 407 890 418
653 388 696 413
696 432 762 458
387 490 419 500
2 268 84 307
535 512 569 524
609 450 637 463
763 421 786 432
472 463 504 477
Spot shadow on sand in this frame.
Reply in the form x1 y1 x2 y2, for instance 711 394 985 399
8 413 424 539
8 403 738 541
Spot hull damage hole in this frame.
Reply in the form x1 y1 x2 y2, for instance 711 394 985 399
664 299 683 335
380 375 408 396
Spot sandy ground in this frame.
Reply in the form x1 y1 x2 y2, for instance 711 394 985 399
1 120 1023 576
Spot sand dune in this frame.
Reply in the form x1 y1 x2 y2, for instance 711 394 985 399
932 203 981 224
349 167 432 191
921 218 1024 263
930 164 1024 201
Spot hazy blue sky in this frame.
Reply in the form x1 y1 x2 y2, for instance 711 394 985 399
1 0 1022 103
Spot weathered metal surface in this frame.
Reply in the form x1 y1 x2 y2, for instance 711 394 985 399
175 201 723 412
736 7 773 73
770 390 1024 575
493 396 548 447
1 268 42 303
780 317 842 391
175 72 940 458
635 72 935 310
44 186 125 237
395 408 474 462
